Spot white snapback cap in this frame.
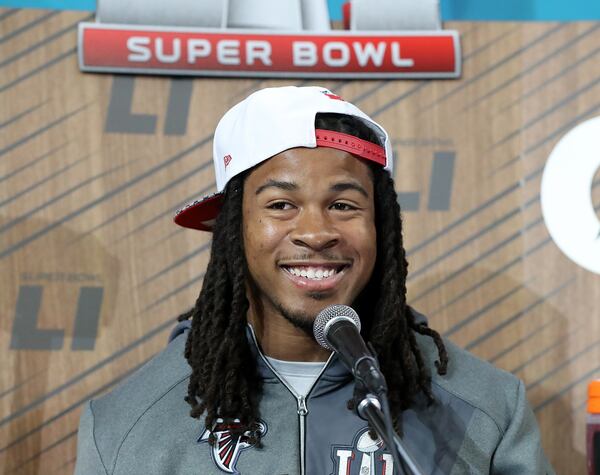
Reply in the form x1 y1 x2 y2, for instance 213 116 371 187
174 86 393 231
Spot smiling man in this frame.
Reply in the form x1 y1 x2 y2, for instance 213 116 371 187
242 145 377 363
74 86 554 475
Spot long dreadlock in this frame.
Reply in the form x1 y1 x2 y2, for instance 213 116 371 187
178 113 448 443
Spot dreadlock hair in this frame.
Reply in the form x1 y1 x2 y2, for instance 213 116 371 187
177 175 263 445
178 112 448 443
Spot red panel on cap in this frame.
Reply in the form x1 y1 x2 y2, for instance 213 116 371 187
315 129 386 166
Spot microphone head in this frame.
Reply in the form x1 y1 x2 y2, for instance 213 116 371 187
313 304 361 351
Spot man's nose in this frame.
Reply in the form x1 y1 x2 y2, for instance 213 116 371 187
289 206 340 251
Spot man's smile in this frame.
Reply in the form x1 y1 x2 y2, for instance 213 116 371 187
280 262 350 291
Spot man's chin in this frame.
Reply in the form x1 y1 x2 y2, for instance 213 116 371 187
272 301 322 337
280 311 314 336
270 294 353 337
306 291 331 301
278 301 352 337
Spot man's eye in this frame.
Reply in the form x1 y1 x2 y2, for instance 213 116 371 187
267 202 294 210
331 202 357 211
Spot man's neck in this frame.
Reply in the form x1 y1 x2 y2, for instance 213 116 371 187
247 308 330 362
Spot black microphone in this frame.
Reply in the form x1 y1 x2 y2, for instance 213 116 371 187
313 305 387 395
314 306 424 475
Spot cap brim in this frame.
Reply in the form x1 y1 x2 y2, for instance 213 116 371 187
173 192 224 231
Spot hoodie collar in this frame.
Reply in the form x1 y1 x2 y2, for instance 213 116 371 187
245 324 352 393
168 318 351 385
173 306 429 396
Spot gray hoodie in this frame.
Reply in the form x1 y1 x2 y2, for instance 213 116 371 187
74 313 554 475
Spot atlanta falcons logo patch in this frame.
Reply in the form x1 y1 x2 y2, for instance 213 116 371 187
198 419 267 474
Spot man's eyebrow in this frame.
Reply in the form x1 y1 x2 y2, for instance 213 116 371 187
255 180 298 195
330 181 369 198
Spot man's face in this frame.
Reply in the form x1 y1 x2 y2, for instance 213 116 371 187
242 147 377 333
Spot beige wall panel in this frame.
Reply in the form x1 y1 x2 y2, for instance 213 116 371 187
0 9 599 474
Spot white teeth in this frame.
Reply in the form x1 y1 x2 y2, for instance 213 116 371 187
285 266 340 280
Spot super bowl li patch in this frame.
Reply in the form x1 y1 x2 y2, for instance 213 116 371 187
331 428 394 475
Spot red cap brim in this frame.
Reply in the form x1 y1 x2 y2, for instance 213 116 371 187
173 192 225 231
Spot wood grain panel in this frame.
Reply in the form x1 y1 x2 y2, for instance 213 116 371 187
1 10 599 474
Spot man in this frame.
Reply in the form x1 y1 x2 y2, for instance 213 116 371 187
74 86 554 474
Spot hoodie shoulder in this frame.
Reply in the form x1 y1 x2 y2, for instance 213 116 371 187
412 308 521 435
89 323 192 472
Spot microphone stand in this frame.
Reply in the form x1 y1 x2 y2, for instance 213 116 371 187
353 383 426 475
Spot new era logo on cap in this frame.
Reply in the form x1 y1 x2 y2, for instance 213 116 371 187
322 90 343 101
224 154 232 167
